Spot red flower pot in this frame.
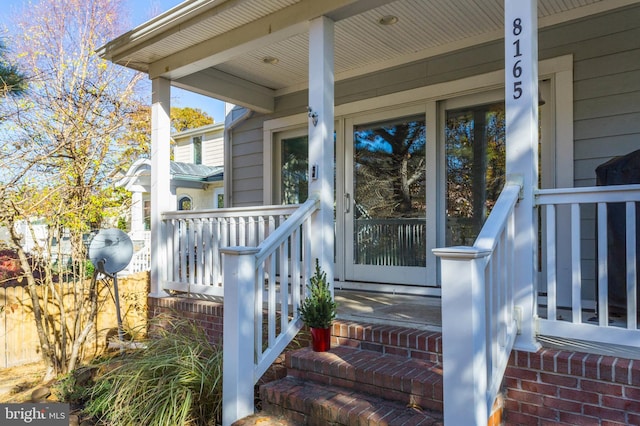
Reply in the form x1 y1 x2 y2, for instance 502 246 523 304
310 327 331 352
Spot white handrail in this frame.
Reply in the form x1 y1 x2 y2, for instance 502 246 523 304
255 197 320 265
535 183 640 347
433 183 520 426
222 197 319 426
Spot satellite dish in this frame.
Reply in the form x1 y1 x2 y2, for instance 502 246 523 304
89 229 134 275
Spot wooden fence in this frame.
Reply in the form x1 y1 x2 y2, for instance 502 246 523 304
0 272 149 368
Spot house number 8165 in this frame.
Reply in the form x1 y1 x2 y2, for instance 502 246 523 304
512 18 523 99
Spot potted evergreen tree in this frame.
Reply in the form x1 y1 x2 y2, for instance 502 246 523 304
298 259 337 352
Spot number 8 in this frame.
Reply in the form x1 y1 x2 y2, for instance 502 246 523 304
513 18 522 36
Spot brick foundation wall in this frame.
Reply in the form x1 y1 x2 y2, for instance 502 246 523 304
505 348 640 425
148 297 640 425
148 296 224 345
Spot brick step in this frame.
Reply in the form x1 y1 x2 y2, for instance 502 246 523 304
260 376 444 426
331 320 442 363
286 346 443 412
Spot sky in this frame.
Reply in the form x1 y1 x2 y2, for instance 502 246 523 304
1 0 227 124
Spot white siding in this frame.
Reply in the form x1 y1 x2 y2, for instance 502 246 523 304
172 126 225 166
203 135 224 167
173 139 193 163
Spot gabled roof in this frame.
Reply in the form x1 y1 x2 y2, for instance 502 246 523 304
97 0 637 113
116 158 223 192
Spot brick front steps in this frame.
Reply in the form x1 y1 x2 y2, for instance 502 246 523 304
260 346 444 425
285 346 443 412
251 320 446 425
261 376 443 426
149 297 640 425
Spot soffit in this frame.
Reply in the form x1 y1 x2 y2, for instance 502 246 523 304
102 0 635 97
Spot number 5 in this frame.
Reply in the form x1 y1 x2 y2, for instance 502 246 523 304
513 81 522 99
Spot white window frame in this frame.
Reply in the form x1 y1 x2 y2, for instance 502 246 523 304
262 55 573 288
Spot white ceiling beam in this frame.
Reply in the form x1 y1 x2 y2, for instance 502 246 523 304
173 68 275 113
149 0 360 80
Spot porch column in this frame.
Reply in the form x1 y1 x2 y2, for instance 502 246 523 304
505 0 541 351
150 77 173 297
308 16 335 288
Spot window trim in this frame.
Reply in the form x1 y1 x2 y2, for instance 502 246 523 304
263 55 573 201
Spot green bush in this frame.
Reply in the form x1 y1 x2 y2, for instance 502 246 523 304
83 316 222 425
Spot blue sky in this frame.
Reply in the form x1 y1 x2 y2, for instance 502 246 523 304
1 0 226 124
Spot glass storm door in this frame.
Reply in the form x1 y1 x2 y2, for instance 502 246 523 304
445 102 506 246
279 134 309 205
345 113 427 285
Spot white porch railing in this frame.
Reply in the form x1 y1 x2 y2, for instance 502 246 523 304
221 197 319 426
160 204 299 296
433 183 521 426
125 246 151 274
535 184 640 347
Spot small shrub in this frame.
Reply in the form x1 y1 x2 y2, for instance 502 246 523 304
298 259 336 329
83 316 222 425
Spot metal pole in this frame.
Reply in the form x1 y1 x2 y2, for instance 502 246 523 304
112 272 125 352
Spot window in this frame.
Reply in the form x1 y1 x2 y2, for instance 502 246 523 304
193 136 202 165
280 135 309 204
143 200 151 230
214 187 224 208
445 102 505 246
178 196 192 211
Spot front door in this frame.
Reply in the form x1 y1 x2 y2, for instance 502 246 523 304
344 109 428 285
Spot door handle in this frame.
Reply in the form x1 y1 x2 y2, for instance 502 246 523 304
344 193 351 214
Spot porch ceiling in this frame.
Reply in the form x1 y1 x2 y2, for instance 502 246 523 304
99 0 638 112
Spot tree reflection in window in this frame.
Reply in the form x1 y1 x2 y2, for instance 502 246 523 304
353 116 426 267
445 103 505 246
281 136 308 205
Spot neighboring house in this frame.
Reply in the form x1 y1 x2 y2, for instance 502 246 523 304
116 123 224 272
99 1 640 425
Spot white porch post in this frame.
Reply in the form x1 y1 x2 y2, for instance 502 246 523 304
150 77 173 297
505 0 541 351
221 247 259 426
308 16 335 288
435 247 491 425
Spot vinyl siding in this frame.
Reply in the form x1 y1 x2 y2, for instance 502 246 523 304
203 135 224 166
229 4 640 205
173 129 224 167
230 116 265 206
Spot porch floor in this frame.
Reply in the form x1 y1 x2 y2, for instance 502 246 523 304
334 289 640 360
335 289 442 331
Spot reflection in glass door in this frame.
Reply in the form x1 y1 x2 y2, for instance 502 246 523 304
280 135 309 205
445 102 505 246
346 114 427 285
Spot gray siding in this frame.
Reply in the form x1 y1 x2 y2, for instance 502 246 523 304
230 116 265 206
229 5 640 206
546 6 640 186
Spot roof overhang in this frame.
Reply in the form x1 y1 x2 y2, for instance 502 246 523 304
99 0 640 113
